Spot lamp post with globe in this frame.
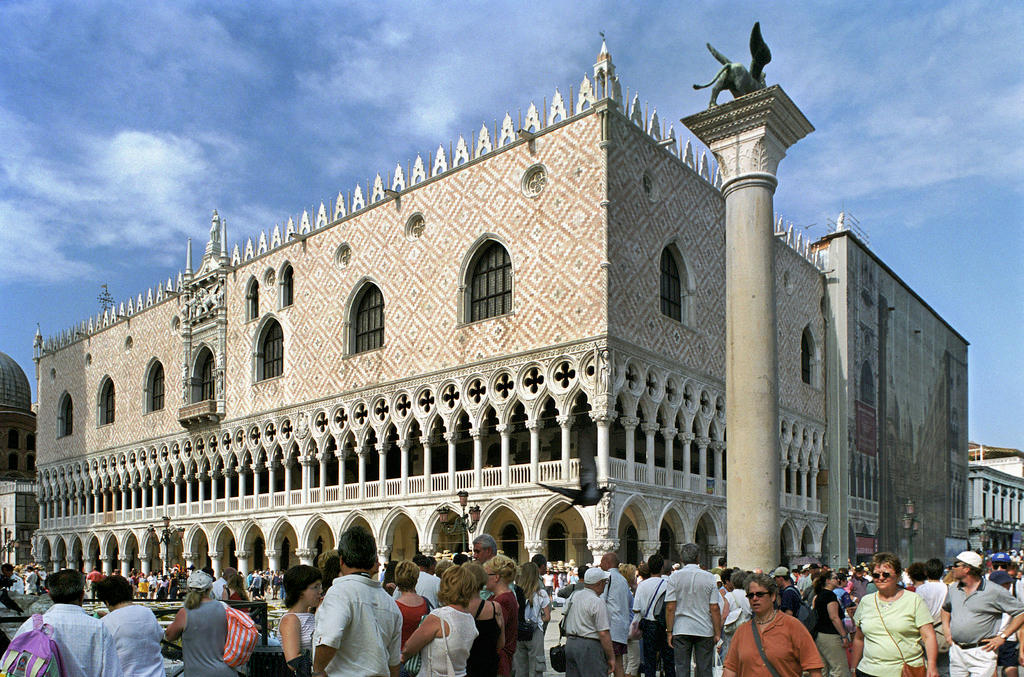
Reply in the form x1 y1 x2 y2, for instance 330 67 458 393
147 515 185 574
436 490 482 554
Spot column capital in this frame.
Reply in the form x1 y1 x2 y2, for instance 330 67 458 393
294 548 314 559
377 545 392 561
209 551 222 560
524 540 544 556
681 85 814 186
234 550 250 559
661 427 678 440
180 552 195 560
586 539 620 559
619 416 639 430
526 420 542 432
696 436 711 448
376 442 387 455
399 439 412 451
641 422 660 435
556 415 572 428
444 432 459 443
590 411 616 425
495 424 510 436
640 540 662 559
420 436 433 447
419 543 437 557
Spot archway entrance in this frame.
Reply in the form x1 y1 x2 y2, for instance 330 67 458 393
540 502 589 567
387 513 419 562
694 513 717 569
191 529 210 570
482 506 524 562
307 519 335 562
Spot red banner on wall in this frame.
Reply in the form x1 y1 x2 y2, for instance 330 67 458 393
856 536 877 555
855 401 877 456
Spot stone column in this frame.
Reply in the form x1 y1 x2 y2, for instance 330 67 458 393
319 456 328 496
357 446 367 499
102 556 114 575
471 430 483 489
183 552 196 570
400 440 410 495
422 436 433 492
683 86 813 569
593 412 613 484
697 437 710 479
497 425 511 487
640 540 662 561
163 480 170 508
297 548 315 566
267 462 276 505
284 461 293 505
528 422 541 483
445 432 457 491
140 558 151 575
210 551 222 578
662 427 677 484
525 540 545 562
301 457 312 505
267 550 280 573
238 469 247 504
587 539 619 562
621 416 638 479
557 416 572 481
642 423 658 483
377 443 387 497
120 555 131 577
236 550 250 576
185 478 193 512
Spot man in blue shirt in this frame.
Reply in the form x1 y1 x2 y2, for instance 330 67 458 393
772 566 802 616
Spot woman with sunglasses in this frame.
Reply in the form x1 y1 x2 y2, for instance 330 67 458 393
812 571 852 677
722 573 823 677
851 552 938 677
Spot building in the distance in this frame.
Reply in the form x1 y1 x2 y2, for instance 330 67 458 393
967 442 1024 552
29 44 967 575
0 350 39 564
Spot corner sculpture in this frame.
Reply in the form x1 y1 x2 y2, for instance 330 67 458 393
693 22 772 107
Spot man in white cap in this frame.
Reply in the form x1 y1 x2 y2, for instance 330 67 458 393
942 550 1024 677
562 567 616 677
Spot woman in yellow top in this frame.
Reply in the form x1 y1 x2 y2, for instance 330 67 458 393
851 552 938 677
138 575 150 596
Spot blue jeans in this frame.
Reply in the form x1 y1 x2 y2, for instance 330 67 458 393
641 619 675 677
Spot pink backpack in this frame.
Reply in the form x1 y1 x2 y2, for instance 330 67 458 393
0 614 67 677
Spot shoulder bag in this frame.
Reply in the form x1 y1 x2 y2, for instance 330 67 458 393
630 579 664 640
750 619 784 677
874 594 927 677
549 593 574 673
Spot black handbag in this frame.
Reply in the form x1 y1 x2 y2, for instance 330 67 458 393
549 593 574 673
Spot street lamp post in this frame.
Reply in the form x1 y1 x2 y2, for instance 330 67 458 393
0 529 16 565
147 516 185 574
436 490 482 554
902 500 920 563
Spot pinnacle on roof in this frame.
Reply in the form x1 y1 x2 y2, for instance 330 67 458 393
597 37 611 62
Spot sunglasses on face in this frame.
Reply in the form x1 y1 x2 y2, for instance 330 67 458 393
746 591 770 599
873 571 896 580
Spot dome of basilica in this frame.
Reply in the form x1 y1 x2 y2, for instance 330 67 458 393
0 351 31 412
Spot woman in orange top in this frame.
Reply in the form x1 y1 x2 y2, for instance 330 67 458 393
723 573 824 677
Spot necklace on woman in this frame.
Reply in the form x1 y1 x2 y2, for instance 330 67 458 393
755 610 777 625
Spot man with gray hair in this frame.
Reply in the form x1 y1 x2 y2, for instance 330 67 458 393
472 533 497 563
14 569 122 676
664 543 721 677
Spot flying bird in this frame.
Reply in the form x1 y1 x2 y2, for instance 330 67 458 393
538 424 607 507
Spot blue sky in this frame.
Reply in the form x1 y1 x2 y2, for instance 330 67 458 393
1 1 1021 444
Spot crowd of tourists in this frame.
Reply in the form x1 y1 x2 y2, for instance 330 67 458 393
5 540 1024 677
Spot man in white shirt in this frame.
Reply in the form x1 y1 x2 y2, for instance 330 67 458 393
15 569 122 677
634 554 674 677
312 526 402 677
664 543 721 677
563 567 616 676
211 565 235 600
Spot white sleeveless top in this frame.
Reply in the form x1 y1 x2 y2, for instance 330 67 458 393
280 611 316 650
420 606 478 677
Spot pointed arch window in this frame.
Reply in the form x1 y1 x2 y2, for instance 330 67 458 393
98 378 115 426
280 264 294 308
57 393 73 438
801 326 820 387
859 361 875 405
6 430 18 449
468 242 512 322
146 361 165 412
660 249 682 321
246 277 259 321
256 320 284 381
192 349 215 402
353 284 384 354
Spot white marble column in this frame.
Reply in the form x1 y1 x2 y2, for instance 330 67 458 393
558 416 571 481
267 462 276 505
236 550 250 577
267 550 280 573
357 447 367 499
621 417 638 479
593 413 612 484
471 430 483 489
284 461 293 505
498 425 511 487
663 427 677 483
683 85 813 570
210 551 222 579
422 436 432 492
528 423 541 483
400 440 410 495
377 443 387 497
643 422 657 483
446 432 457 490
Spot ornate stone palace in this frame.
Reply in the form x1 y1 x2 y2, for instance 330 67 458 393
29 43 965 576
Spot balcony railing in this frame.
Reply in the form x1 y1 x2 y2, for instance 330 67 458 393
177 399 222 428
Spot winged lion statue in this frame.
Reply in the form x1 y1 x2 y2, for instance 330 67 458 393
693 22 772 107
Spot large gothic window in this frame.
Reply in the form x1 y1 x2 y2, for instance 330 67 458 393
246 277 259 321
98 377 115 426
468 242 512 322
257 320 284 381
280 264 294 308
192 349 215 402
353 284 384 354
801 328 814 384
660 248 682 321
57 393 73 437
146 361 165 412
